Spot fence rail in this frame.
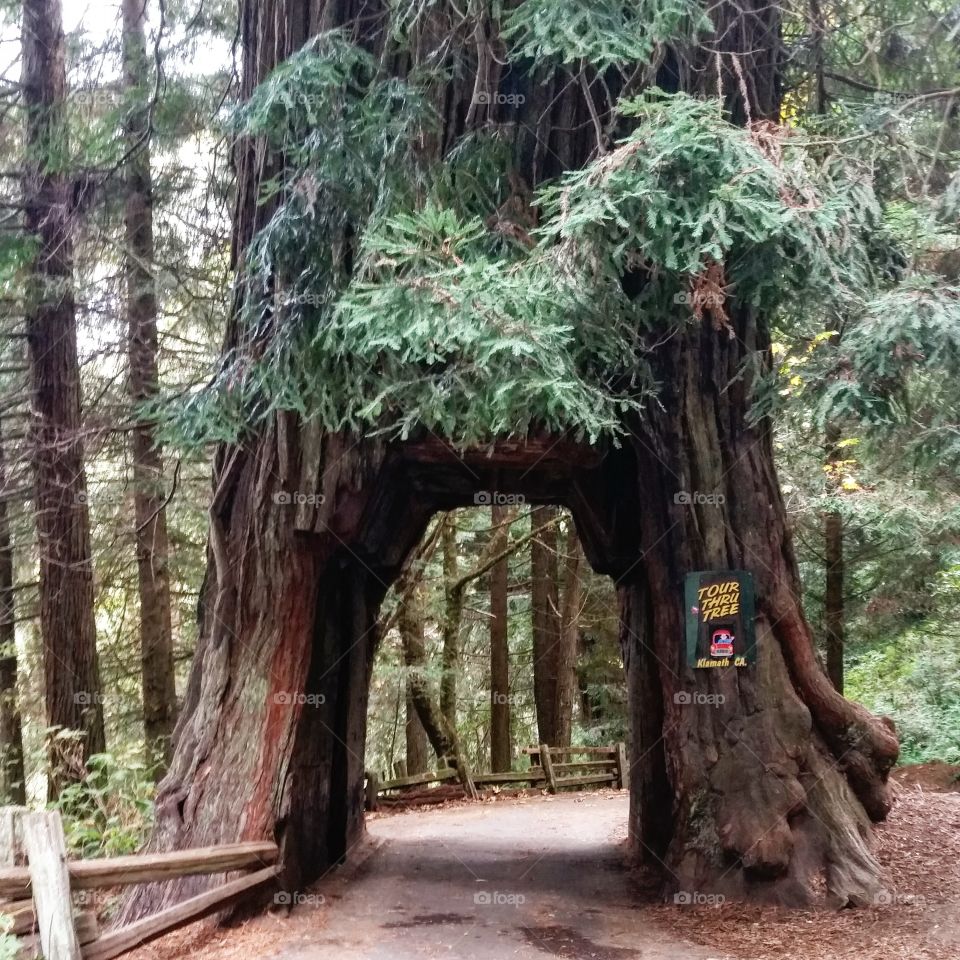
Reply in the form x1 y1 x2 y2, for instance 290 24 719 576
370 742 627 806
0 807 279 960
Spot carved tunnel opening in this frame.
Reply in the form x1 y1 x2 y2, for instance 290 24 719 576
277 437 672 891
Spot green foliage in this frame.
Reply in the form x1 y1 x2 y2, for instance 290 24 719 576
539 92 882 318
54 752 155 858
503 0 712 70
847 562 960 764
173 45 898 453
817 279 960 439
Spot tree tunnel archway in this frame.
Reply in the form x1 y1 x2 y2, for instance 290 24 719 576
123 0 900 923
125 415 896 922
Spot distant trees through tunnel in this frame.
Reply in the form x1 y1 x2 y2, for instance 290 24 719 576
365 506 625 785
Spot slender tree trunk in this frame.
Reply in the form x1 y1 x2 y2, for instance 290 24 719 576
823 511 845 693
399 582 463 762
823 426 845 693
489 505 511 772
439 516 460 729
22 0 105 795
404 687 428 776
122 0 178 777
555 523 582 748
576 632 597 725
0 416 26 805
530 505 560 745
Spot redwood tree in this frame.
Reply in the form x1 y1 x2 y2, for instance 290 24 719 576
530 505 562 745
22 0 105 792
489 504 511 772
122 0 178 774
126 0 898 919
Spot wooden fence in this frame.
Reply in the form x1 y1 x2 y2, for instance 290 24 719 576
0 807 279 960
369 742 627 806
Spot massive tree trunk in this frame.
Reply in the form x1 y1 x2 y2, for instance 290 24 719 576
530 505 561 745
489 505 511 772
22 0 105 794
122 0 178 776
619 302 897 904
0 417 25 805
125 0 896 919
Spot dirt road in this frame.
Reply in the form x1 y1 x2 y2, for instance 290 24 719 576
271 793 720 960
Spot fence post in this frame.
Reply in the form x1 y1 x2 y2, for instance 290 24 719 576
615 742 628 790
22 810 82 960
539 744 557 794
364 771 379 811
1 806 26 867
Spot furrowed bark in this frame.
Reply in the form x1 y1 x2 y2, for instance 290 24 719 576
22 0 105 793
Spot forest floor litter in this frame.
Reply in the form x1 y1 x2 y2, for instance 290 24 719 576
123 764 960 960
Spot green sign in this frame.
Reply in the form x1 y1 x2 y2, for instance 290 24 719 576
685 570 756 669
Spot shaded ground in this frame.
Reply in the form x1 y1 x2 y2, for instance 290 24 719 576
125 774 960 960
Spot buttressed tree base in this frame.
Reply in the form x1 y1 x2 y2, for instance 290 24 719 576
125 0 898 919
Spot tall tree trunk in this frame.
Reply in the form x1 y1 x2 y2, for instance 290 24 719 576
22 0 105 794
530 505 560 745
122 0 178 777
0 416 26 805
555 523 582 748
439 516 460 730
404 687 428 776
399 582 460 764
124 0 896 918
823 426 845 693
488 505 511 772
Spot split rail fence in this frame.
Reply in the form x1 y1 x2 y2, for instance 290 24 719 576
368 742 628 807
0 807 279 960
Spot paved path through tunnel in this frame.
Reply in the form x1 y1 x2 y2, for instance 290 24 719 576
274 793 724 960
